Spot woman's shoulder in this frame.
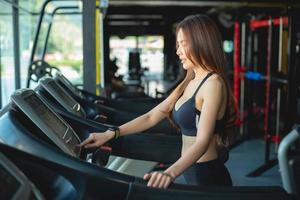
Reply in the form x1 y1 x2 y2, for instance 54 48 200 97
196 73 224 98
203 73 224 89
207 73 223 81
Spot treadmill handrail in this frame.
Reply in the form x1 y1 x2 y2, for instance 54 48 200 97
278 124 300 194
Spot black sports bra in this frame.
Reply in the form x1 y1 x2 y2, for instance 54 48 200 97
172 72 226 136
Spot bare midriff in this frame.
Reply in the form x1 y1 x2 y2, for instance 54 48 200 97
181 134 218 163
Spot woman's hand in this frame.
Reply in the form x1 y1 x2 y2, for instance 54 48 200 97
79 130 114 148
143 171 175 189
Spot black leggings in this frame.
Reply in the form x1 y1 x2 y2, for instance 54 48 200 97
181 159 232 186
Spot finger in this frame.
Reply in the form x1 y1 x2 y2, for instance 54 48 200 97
79 134 95 146
152 173 163 188
163 178 171 189
83 142 99 149
78 138 92 147
158 176 167 189
143 173 151 180
147 172 157 187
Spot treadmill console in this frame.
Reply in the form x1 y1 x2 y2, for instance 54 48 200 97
54 71 84 99
39 78 86 118
11 89 81 157
0 153 44 200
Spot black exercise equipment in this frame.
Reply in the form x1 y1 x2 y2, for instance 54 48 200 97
54 72 162 114
0 143 130 200
0 152 45 200
26 0 81 88
0 89 292 200
26 59 60 88
0 143 291 200
233 14 298 178
128 51 146 81
0 89 181 164
36 77 177 134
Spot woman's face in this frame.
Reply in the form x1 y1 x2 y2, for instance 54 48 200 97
176 29 195 70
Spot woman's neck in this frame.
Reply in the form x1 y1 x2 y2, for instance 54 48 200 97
193 67 210 80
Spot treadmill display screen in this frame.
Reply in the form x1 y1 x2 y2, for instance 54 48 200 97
0 165 21 199
26 94 68 138
47 80 84 117
48 81 76 106
60 74 77 91
24 94 81 156
57 74 83 98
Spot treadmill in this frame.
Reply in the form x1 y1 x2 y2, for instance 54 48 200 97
36 77 177 134
54 71 162 114
0 89 292 199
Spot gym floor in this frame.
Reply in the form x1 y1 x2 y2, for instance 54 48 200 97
227 138 281 186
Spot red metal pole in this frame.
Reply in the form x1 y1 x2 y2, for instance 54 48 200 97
234 22 240 116
264 19 272 141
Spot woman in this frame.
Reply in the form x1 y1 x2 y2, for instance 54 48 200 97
80 14 236 189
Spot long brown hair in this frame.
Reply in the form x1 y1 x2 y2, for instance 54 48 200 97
168 14 237 146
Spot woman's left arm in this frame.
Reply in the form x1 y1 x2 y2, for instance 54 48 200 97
144 79 224 189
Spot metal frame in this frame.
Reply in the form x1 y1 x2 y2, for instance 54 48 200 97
0 24 2 108
12 0 20 90
27 0 81 88
82 0 97 93
285 6 298 131
25 0 104 94
42 6 80 60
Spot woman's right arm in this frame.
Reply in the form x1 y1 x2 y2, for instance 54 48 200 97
79 96 174 148
117 100 170 136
